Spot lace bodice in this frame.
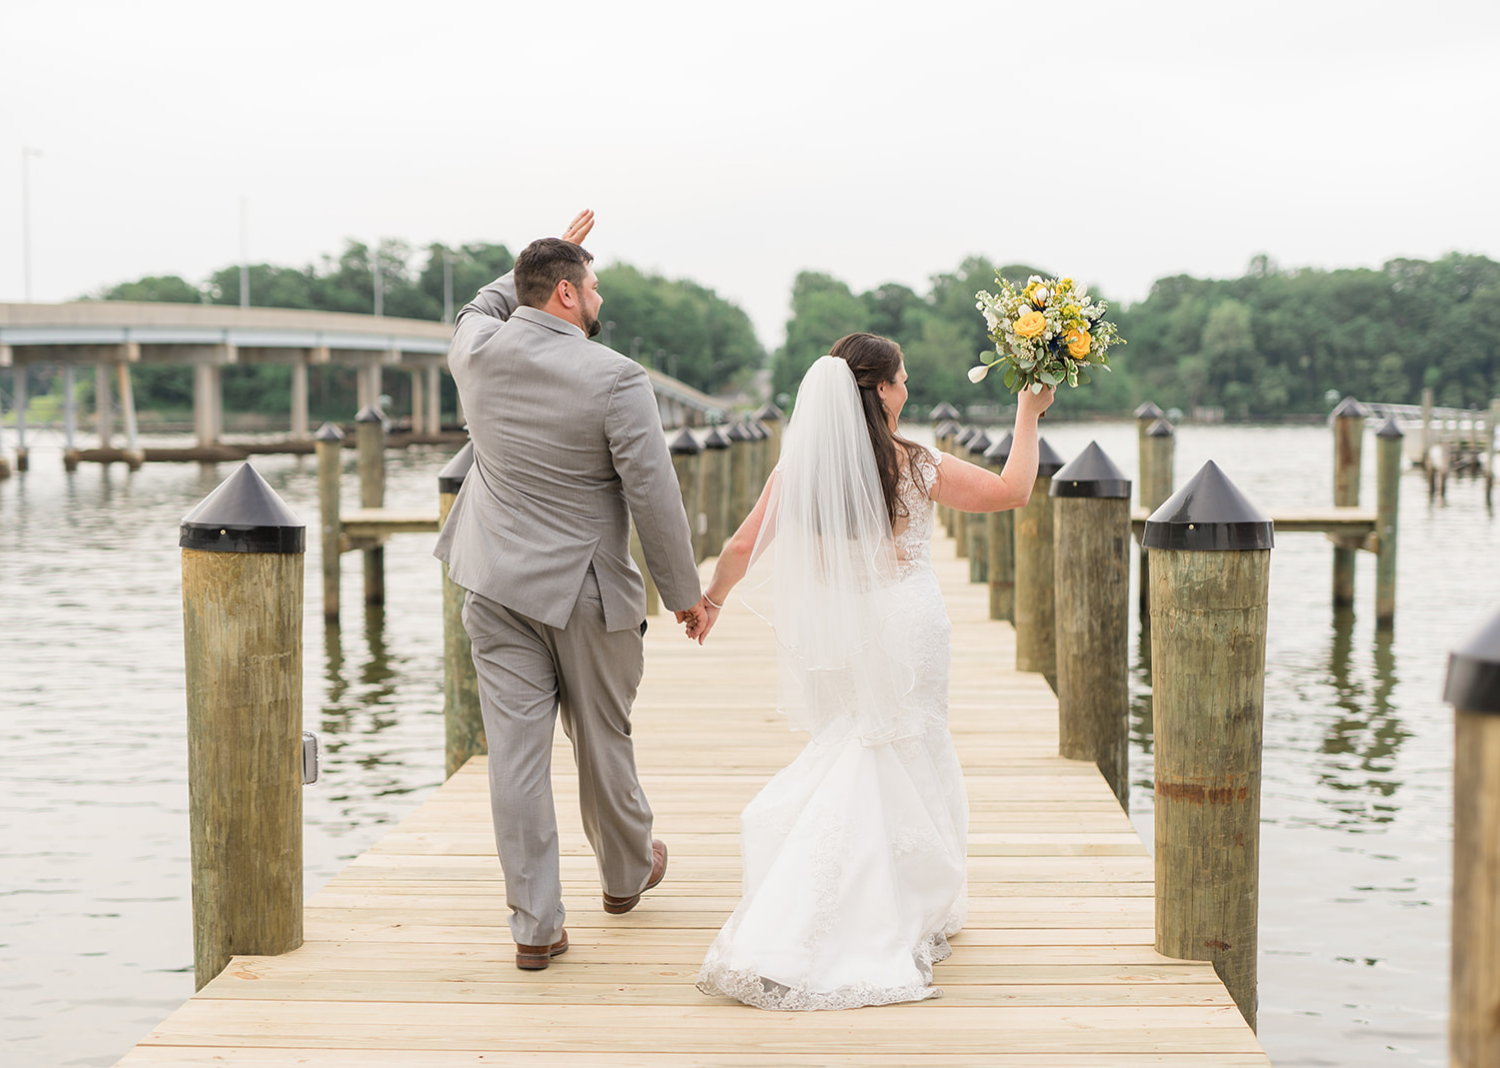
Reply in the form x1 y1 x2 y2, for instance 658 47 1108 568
892 446 942 578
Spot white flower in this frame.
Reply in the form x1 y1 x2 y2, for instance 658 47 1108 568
1076 284 1088 298
968 364 990 383
1034 286 1049 305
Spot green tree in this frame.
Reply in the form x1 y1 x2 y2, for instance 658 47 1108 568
97 275 202 303
773 272 871 401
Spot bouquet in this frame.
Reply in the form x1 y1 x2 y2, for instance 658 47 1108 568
971 273 1124 393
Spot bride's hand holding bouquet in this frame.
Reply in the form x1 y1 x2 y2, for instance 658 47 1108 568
970 274 1124 395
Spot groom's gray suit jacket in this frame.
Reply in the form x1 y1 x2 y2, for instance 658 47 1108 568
433 273 700 629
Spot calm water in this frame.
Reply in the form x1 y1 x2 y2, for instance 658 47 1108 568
2 421 1494 1067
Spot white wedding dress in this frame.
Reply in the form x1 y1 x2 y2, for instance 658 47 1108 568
696 445 968 1010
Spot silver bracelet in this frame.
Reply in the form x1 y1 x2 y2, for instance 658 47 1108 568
703 592 724 609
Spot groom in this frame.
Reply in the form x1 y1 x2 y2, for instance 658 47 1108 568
434 211 701 970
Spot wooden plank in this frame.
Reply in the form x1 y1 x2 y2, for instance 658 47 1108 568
341 508 441 536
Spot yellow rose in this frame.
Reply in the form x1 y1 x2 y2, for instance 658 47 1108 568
1066 328 1091 358
1013 311 1046 338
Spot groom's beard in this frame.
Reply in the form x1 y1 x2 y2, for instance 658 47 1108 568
585 315 603 339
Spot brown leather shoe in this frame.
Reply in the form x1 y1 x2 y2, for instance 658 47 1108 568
602 839 667 915
515 928 569 971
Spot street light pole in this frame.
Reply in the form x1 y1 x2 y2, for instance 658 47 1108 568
21 147 41 302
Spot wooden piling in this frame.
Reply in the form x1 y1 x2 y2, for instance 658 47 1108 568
934 419 960 532
1135 402 1164 497
179 464 306 990
699 426 731 558
355 406 385 605
438 442 484 779
966 430 993 584
315 424 343 622
670 428 704 563
1139 418 1175 619
756 403 784 468
983 433 1015 621
13 362 28 471
1443 608 1500 1068
1421 386 1434 468
1013 438 1066 690
1145 460 1273 1030
727 422 755 532
1331 397 1367 607
1488 398 1498 506
1375 418 1402 625
953 427 977 555
1051 442 1132 805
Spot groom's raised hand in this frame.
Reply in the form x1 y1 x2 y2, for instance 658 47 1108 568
560 209 595 246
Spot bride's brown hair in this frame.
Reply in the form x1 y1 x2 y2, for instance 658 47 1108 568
829 333 929 527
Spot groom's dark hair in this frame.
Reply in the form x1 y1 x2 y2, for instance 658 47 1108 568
515 237 595 309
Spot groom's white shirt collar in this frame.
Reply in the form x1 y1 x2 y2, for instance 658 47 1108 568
512 305 586 340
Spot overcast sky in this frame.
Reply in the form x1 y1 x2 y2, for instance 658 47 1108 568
3 0 1497 347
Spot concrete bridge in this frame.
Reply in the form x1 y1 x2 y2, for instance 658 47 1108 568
0 302 727 466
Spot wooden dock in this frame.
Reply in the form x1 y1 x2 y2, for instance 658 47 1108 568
117 537 1270 1066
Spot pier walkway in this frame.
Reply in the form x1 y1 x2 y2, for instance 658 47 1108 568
116 538 1270 1066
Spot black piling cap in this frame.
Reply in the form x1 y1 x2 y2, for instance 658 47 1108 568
1142 460 1274 551
437 441 475 494
1050 441 1131 499
983 431 1013 465
315 422 344 443
755 402 784 423
968 429 993 455
727 422 753 443
702 427 731 450
1135 401 1165 421
356 405 385 424
1147 417 1174 438
955 426 977 447
180 463 305 554
1330 397 1369 421
1444 605 1500 713
1036 438 1066 478
934 421 961 439
669 428 703 455
930 402 961 422
1377 416 1405 439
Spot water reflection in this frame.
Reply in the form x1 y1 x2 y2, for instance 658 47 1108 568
1317 609 1410 826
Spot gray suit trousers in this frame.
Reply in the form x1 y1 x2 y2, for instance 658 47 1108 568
463 569 655 946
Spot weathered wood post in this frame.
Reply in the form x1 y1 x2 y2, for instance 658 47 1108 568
1421 386 1434 470
1135 401 1164 492
726 422 753 532
179 463 305 990
984 432 1015 621
355 405 386 605
952 427 977 554
1487 397 1499 506
934 419 960 532
1052 442 1132 804
1013 438 1066 690
1145 460 1273 1030
965 430 992 583
0 389 9 478
62 363 80 471
1331 397 1367 607
315 423 343 622
1375 417 1402 626
1139 417 1176 619
756 402 784 467
670 428 704 563
700 426 731 557
1443 606 1500 1068
12 361 29 471
438 442 484 778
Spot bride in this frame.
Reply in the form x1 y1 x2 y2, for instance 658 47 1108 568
685 333 1054 1010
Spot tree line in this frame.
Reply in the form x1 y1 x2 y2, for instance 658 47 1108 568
79 243 1500 423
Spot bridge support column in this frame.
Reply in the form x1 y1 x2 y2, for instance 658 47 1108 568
426 366 441 433
194 363 222 447
116 358 143 469
13 363 28 471
63 364 79 470
95 363 115 450
410 369 426 435
290 358 309 440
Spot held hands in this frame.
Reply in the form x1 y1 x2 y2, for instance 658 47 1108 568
675 595 722 645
